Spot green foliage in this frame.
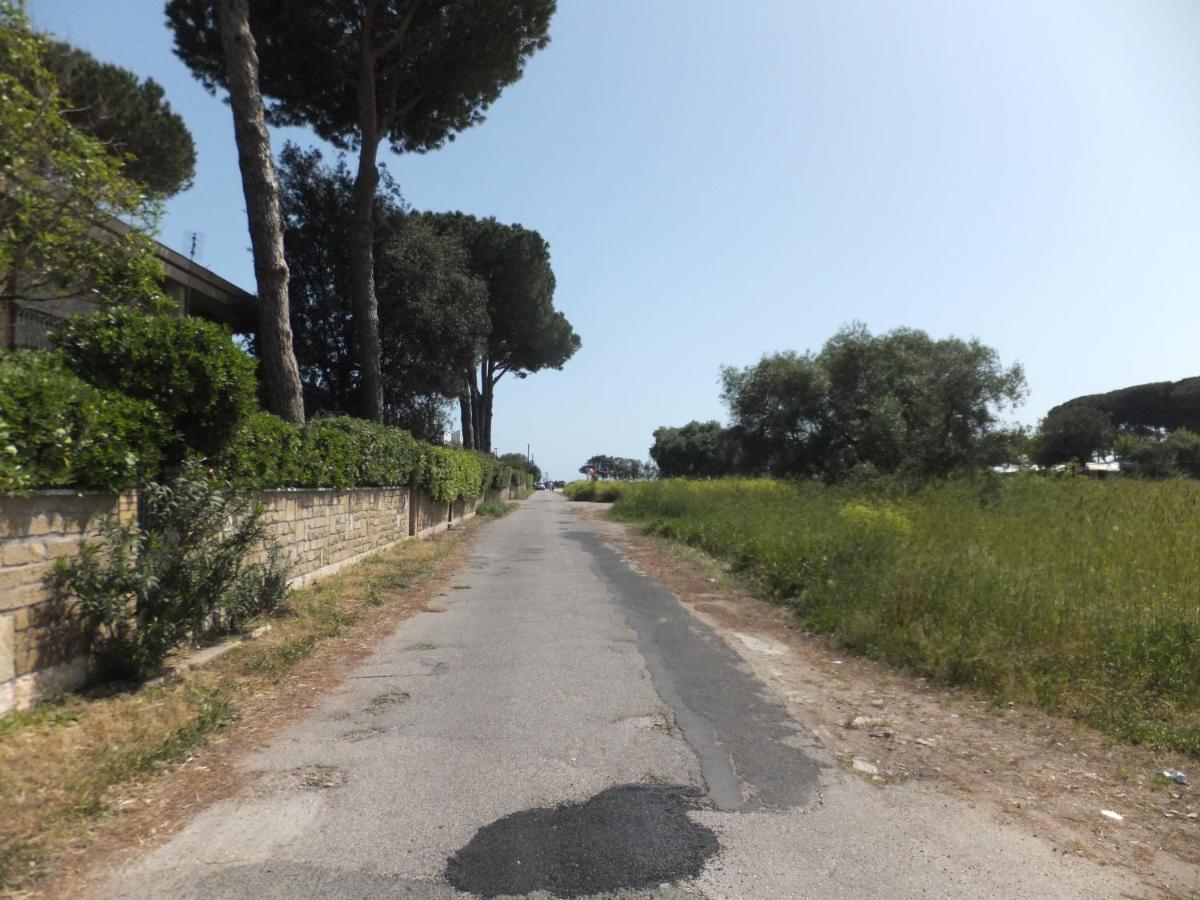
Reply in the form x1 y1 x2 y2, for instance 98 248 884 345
611 477 1200 757
1047 375 1200 436
476 499 514 517
276 145 487 431
41 39 195 196
219 413 423 490
1117 428 1200 479
563 481 628 503
167 0 555 156
51 464 290 681
1034 403 1113 465
0 4 164 306
650 421 736 478
0 351 163 492
426 213 580 450
498 452 539 484
218 412 500 501
580 454 654 481
719 324 1026 480
421 445 488 504
302 416 424 488
53 308 258 461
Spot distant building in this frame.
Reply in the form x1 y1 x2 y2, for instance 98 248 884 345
2 228 256 350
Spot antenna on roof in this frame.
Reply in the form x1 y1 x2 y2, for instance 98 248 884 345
184 230 206 264
181 230 205 315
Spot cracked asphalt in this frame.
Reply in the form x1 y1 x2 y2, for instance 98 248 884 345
93 493 1139 898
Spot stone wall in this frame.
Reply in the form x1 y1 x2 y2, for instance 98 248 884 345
258 488 412 588
0 485 484 714
0 490 137 713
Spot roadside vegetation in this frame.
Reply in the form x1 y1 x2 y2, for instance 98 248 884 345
563 481 631 503
604 477 1200 758
0 525 473 893
475 498 516 517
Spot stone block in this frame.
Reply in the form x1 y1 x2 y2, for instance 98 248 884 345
1 540 47 568
0 614 15 682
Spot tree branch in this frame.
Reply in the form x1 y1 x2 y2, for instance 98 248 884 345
373 0 424 60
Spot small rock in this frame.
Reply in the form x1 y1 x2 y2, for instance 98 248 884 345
1100 810 1124 823
914 738 936 748
852 758 880 776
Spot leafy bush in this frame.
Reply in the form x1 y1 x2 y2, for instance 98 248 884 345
304 416 424 487
53 307 258 461
421 445 487 503
476 499 513 517
51 463 289 681
611 477 1200 757
0 351 163 492
216 411 306 488
219 413 427 490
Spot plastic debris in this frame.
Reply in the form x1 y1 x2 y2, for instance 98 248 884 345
1156 770 1189 786
1100 810 1124 822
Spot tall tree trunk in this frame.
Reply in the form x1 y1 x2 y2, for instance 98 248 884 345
350 139 384 422
459 394 473 449
466 367 482 450
349 18 385 422
481 359 496 453
216 0 304 423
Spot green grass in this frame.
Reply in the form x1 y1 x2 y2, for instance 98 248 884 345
564 480 632 502
476 499 516 517
610 476 1200 757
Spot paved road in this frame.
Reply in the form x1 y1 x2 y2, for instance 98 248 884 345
96 493 1138 898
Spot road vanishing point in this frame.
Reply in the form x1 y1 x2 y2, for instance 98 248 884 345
95 493 1139 899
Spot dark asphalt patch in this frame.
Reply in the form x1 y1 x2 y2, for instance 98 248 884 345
567 529 825 811
444 784 717 898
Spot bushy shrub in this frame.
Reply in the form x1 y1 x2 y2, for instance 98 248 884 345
0 351 163 492
303 416 423 487
217 411 306 488
51 462 289 681
53 307 258 460
421 445 487 503
476 498 512 517
219 413 426 489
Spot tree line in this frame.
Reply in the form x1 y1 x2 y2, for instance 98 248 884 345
650 325 1027 482
1035 376 1200 477
577 455 657 481
2 1 577 452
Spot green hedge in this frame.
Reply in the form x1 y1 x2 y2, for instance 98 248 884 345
0 351 164 492
53 308 257 460
3 311 506 499
220 412 500 500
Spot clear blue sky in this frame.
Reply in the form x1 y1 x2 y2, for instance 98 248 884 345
29 1 1200 482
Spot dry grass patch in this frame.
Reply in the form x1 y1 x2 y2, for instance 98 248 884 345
0 522 479 896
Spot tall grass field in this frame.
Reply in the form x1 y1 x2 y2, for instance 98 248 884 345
602 477 1200 756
